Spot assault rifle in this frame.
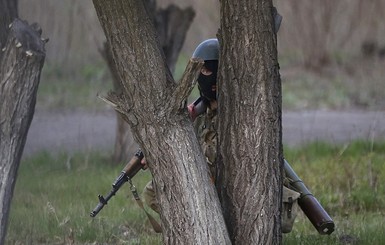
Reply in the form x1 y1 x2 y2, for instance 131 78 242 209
90 150 144 217
189 97 335 235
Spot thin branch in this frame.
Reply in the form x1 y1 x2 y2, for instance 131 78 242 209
170 58 204 112
97 92 126 115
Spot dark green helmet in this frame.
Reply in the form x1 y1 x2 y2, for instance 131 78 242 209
192 38 219 61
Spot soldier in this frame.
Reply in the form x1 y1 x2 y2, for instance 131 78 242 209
142 39 219 213
142 38 300 233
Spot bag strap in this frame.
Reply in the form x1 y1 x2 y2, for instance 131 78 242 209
128 179 162 233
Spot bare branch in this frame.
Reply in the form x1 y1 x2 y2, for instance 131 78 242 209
170 58 203 112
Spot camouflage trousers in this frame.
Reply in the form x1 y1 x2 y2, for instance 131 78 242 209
142 180 160 214
142 179 300 233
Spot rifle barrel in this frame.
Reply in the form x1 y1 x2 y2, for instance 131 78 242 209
90 188 118 217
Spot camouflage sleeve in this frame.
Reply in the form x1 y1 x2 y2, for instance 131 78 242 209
142 180 160 214
193 111 217 178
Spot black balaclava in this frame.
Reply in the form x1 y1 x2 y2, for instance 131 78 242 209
197 60 218 105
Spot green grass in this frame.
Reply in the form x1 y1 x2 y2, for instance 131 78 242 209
284 212 385 245
6 140 385 244
283 140 385 244
6 151 161 245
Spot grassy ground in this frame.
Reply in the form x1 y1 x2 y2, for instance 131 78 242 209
6 140 385 244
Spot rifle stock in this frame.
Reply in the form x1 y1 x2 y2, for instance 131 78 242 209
284 159 335 235
90 150 144 217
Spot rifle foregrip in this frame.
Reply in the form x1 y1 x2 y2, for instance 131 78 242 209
298 195 335 235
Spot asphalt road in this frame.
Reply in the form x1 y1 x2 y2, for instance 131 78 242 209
23 109 385 157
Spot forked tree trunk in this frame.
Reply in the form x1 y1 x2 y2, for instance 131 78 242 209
0 18 46 245
93 1 230 244
101 1 195 164
217 0 283 244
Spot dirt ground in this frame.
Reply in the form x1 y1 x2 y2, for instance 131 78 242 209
23 109 385 158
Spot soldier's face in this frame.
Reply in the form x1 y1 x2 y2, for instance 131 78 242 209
197 64 217 103
200 66 217 95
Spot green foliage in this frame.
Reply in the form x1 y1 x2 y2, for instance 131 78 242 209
6 140 385 244
35 52 385 112
282 71 351 110
37 61 113 110
37 54 202 111
173 54 190 81
281 57 385 110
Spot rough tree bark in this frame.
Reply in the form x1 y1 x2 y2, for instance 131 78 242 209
92 0 230 244
101 0 195 164
217 0 283 244
0 17 46 245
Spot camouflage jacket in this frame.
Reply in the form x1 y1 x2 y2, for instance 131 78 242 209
194 107 217 178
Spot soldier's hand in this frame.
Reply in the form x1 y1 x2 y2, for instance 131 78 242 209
141 157 148 170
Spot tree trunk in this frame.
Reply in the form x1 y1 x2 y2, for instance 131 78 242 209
217 0 283 244
92 1 230 244
102 1 195 164
99 42 135 164
0 18 46 245
155 4 195 73
0 0 18 49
